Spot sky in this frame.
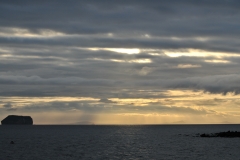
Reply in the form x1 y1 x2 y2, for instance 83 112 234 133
1 0 240 124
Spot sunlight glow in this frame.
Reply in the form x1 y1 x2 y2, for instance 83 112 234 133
110 59 151 63
0 27 65 38
106 48 140 54
88 47 140 54
2 90 240 124
164 49 240 58
205 59 230 63
174 64 202 68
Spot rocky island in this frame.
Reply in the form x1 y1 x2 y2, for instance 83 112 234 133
199 131 240 138
1 115 33 125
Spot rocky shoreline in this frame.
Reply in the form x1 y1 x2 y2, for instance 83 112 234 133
199 131 240 138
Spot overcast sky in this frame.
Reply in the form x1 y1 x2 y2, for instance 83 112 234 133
1 0 240 124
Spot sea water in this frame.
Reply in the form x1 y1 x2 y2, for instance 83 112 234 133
1 125 240 160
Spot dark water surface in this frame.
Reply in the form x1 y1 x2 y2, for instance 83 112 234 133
1 125 240 160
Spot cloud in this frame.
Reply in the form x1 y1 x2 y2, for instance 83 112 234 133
138 67 154 75
1 73 240 97
166 74 240 94
3 103 12 108
14 100 212 116
99 98 116 103
0 1 240 53
2 103 17 111
0 75 117 86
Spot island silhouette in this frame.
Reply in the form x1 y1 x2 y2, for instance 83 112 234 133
1 115 33 125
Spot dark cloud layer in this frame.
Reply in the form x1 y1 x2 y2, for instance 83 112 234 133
1 1 240 44
1 0 240 37
0 0 240 99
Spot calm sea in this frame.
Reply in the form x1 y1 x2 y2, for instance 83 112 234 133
1 125 240 160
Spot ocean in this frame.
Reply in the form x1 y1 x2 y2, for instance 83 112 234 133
1 125 240 160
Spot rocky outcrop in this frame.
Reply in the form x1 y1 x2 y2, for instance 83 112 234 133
200 131 240 138
1 115 33 125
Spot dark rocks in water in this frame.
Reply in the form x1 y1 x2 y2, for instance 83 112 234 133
1 115 33 125
200 131 240 138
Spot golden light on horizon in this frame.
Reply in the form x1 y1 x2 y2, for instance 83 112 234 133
1 89 240 124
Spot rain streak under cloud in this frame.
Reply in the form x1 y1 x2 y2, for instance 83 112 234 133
1 0 240 124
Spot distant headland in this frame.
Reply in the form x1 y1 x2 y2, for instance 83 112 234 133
1 115 33 125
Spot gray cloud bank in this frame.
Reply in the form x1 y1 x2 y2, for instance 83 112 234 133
0 74 240 97
0 0 240 98
1 0 240 52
